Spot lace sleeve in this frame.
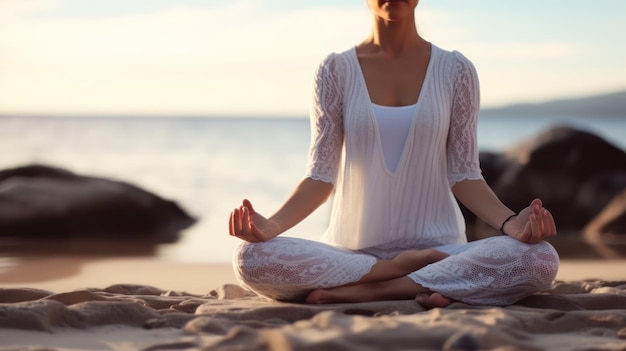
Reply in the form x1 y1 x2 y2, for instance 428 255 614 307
304 53 344 185
447 51 483 186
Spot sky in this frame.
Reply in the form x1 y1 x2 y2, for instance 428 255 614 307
0 0 624 117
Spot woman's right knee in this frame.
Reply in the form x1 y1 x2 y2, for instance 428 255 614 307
231 239 314 301
232 240 264 282
232 237 300 284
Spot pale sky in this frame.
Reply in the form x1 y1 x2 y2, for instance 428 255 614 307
1 0 624 116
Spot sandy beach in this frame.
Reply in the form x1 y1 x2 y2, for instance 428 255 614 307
1 254 625 351
1 255 625 292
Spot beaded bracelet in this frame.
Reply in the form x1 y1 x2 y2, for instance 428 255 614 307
499 213 517 232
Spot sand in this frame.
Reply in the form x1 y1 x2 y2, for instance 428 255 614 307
1 255 625 351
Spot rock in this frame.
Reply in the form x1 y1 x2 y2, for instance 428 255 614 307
0 164 196 243
103 284 165 295
575 173 626 221
479 151 512 187
494 125 626 231
463 125 626 258
443 331 481 351
0 288 54 303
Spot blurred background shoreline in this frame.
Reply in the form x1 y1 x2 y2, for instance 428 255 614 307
1 89 625 265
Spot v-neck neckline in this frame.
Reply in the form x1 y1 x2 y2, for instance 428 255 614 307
350 44 437 176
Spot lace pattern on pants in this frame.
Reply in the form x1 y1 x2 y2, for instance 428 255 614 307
233 237 377 301
410 236 559 305
233 236 559 305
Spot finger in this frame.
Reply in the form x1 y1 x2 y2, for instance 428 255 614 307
535 208 552 239
532 202 542 216
243 199 255 215
229 211 235 235
518 222 533 243
240 206 251 234
232 208 243 234
538 209 549 236
543 209 557 237
529 213 543 243
235 207 256 242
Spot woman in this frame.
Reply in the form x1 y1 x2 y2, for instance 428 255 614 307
228 0 559 307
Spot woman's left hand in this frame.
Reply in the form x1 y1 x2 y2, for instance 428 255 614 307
504 198 557 244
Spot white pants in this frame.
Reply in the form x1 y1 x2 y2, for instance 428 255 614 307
232 235 559 306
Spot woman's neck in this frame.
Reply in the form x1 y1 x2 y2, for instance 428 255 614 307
365 17 425 58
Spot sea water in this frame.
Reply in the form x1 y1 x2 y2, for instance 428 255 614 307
0 115 624 263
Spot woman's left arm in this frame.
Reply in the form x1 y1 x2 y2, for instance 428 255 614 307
452 179 557 243
446 52 556 244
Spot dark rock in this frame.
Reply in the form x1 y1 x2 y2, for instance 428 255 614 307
443 331 481 351
0 164 76 181
0 288 54 303
103 284 165 295
575 173 626 220
0 164 196 244
491 125 626 231
479 151 512 186
464 125 626 258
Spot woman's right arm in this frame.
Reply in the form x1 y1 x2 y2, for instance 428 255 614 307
230 53 343 243
229 178 333 242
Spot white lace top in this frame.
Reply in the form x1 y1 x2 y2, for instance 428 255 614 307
305 44 484 250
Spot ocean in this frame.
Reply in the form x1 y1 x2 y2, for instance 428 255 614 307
1 114 625 264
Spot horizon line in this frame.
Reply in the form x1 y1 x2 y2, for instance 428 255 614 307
2 88 624 119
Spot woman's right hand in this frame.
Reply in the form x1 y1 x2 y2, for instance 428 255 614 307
229 199 281 242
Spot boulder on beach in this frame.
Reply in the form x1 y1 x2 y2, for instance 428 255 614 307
466 125 626 258
496 125 626 229
0 164 196 244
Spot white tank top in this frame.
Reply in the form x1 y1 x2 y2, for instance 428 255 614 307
371 102 417 172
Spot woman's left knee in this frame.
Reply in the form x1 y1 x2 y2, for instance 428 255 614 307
526 240 560 285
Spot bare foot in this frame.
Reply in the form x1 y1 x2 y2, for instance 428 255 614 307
306 277 429 304
305 289 323 304
305 249 450 304
306 285 378 304
415 292 453 309
354 248 450 286
392 249 450 275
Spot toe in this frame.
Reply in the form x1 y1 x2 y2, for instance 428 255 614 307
415 293 432 308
